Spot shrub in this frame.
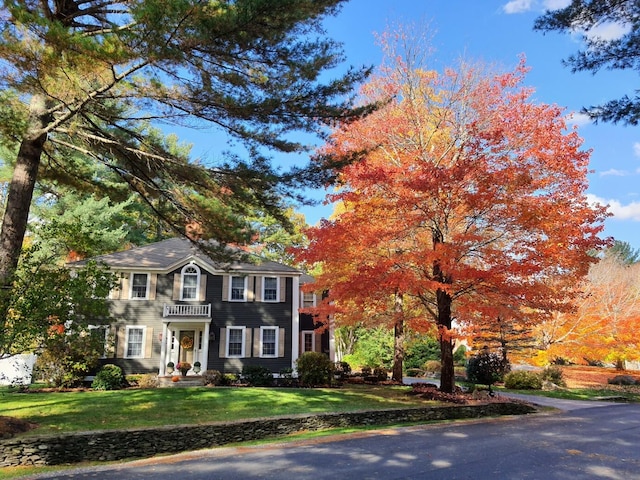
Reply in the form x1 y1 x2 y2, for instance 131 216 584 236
34 330 103 388
201 369 223 386
92 364 125 390
241 365 274 387
220 373 239 386
334 361 352 380
278 367 296 387
608 375 638 386
423 360 441 374
137 373 159 389
541 366 566 387
361 366 372 376
296 351 333 387
373 366 388 381
466 350 509 387
504 371 543 390
404 336 440 370
453 345 468 365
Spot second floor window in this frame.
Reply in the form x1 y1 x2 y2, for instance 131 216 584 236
130 273 148 299
181 265 200 300
263 277 278 302
230 276 246 301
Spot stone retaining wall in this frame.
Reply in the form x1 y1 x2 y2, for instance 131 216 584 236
0 402 536 467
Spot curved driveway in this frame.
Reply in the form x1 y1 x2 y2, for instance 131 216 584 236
31 396 640 480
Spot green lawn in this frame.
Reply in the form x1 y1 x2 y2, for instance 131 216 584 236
499 386 640 402
1 384 429 436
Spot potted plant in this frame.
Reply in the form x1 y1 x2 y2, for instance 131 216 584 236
166 362 175 374
177 362 191 376
193 361 201 374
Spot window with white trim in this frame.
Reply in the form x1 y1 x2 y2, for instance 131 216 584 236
260 326 278 357
262 277 279 302
302 292 316 308
130 273 149 299
226 326 245 357
302 331 315 353
181 264 200 300
230 276 247 301
125 326 146 358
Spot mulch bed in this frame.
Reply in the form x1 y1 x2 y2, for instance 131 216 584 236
0 416 38 439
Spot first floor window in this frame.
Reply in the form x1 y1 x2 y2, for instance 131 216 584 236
302 331 315 353
261 327 278 357
126 327 145 358
227 327 245 357
89 325 109 358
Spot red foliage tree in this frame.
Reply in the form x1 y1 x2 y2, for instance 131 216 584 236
296 38 608 392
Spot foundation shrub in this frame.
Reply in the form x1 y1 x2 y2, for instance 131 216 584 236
241 365 274 387
296 351 333 386
201 369 223 386
136 374 159 389
92 364 126 390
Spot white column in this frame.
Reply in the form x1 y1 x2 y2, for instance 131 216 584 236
328 316 336 362
159 323 168 375
291 275 300 371
201 322 210 373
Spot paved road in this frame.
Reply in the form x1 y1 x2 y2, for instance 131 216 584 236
30 400 640 480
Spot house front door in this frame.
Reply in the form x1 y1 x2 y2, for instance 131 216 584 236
163 324 208 375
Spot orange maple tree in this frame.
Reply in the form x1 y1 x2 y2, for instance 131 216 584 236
535 255 640 366
296 37 608 392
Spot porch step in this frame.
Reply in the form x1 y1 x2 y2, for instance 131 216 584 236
158 375 204 388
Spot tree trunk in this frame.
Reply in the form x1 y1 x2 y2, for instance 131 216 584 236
392 293 404 382
437 287 455 393
0 95 50 287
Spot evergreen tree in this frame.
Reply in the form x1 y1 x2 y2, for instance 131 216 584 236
534 0 640 125
0 0 375 291
605 240 640 265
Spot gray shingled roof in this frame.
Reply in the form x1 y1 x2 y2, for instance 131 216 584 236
69 237 301 275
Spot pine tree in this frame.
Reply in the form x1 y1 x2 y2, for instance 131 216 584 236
534 0 640 124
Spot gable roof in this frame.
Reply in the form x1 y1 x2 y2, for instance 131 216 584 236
69 237 301 275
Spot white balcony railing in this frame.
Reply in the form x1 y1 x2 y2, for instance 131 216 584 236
163 304 211 318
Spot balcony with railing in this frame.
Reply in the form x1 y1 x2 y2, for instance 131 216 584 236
163 303 211 318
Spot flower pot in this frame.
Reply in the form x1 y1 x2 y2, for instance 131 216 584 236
167 367 174 374
180 369 189 377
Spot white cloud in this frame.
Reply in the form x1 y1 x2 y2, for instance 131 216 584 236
587 194 640 221
503 0 534 14
565 111 592 127
542 0 571 9
633 142 640 157
502 0 570 14
584 22 631 41
599 169 628 177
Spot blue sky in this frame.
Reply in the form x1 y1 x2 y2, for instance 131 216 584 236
182 1 638 251
293 0 638 251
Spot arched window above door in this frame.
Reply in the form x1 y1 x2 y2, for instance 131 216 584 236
181 264 200 300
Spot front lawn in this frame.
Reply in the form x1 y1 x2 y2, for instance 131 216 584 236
0 384 428 437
